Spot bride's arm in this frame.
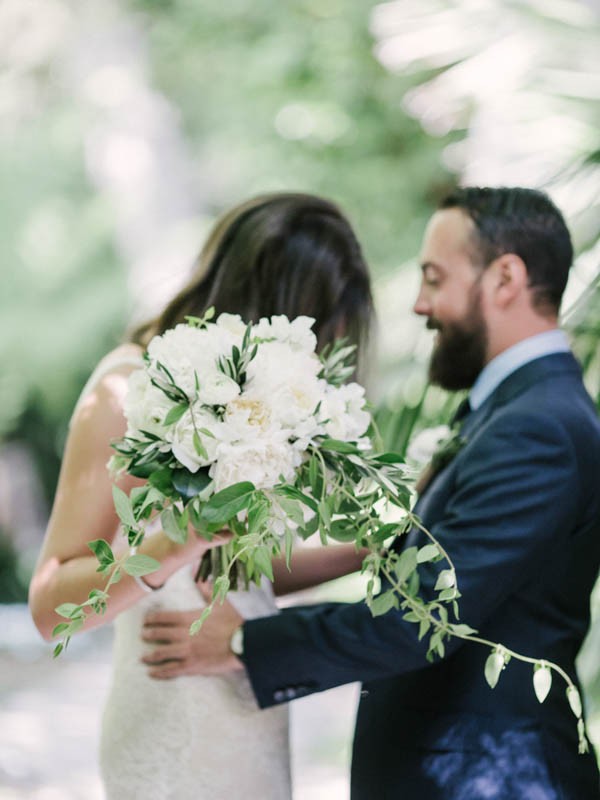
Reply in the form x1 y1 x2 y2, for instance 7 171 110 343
271 544 368 596
28 362 223 642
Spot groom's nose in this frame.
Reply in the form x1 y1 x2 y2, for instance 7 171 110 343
413 285 431 317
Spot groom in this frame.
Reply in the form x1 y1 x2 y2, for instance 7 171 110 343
144 187 600 799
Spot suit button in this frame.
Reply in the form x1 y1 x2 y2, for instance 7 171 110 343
273 689 286 702
284 687 297 700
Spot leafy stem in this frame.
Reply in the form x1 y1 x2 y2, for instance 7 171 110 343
376 560 589 754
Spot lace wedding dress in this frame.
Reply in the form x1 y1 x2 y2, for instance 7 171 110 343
76 351 291 800
100 566 291 800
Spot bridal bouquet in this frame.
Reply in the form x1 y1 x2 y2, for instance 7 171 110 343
53 309 416 641
51 309 588 753
106 309 388 597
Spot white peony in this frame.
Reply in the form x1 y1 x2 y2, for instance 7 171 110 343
321 382 370 442
197 371 240 406
123 370 177 438
215 312 247 339
147 324 240 400
246 341 322 431
221 395 275 441
210 434 302 493
253 315 317 353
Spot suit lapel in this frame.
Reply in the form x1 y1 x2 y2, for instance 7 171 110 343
414 352 581 500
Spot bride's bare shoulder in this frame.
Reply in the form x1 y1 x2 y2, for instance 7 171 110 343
96 343 145 372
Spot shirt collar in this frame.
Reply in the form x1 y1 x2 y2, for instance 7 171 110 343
469 329 571 411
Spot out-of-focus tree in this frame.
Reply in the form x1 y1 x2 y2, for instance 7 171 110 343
370 0 600 405
0 0 450 595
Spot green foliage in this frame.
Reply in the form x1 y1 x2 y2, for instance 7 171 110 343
0 530 29 603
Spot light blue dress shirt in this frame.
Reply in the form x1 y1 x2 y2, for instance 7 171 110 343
469 329 571 411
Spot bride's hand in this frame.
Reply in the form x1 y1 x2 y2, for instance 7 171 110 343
140 597 243 679
144 526 232 589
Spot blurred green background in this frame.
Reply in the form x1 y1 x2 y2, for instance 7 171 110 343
1 0 599 767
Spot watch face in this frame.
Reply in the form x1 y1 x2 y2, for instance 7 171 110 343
230 627 244 656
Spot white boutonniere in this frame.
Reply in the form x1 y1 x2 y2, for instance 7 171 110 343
408 424 468 492
407 425 453 466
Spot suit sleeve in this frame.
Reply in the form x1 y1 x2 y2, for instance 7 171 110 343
243 411 581 708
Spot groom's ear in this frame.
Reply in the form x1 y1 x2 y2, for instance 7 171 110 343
486 253 528 309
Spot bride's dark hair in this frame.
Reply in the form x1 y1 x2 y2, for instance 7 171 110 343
129 192 373 362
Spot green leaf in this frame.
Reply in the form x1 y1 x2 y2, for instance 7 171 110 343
449 623 477 636
139 487 166 515
373 452 405 464
193 430 208 459
247 495 270 535
275 497 305 528
112 485 137 529
297 514 319 540
164 404 188 425
129 458 167 480
200 481 256 525
387 486 412 509
533 663 552 703
484 650 505 689
275 485 318 513
161 507 188 544
370 590 398 617
253 545 274 581
122 554 161 577
53 642 65 658
417 544 439 563
329 519 358 543
318 499 332 529
402 611 420 623
284 529 294 567
370 522 404 545
149 468 175 494
319 438 360 454
172 468 212 501
55 602 82 619
51 622 71 636
438 588 458 601
394 546 418 584
308 456 322 497
213 575 230 601
67 616 85 635
87 539 115 567
418 618 431 640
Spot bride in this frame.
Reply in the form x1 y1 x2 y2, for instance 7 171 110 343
28 192 374 799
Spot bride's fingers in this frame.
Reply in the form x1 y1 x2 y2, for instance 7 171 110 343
196 581 212 603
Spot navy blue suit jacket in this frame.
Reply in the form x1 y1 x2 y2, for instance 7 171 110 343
243 353 600 799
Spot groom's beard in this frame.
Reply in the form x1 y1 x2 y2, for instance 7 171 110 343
427 289 488 391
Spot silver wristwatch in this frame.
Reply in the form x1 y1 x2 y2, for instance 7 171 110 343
230 626 244 658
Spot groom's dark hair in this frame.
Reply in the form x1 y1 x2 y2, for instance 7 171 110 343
440 187 573 314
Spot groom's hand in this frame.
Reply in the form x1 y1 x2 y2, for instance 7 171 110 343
141 601 244 679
